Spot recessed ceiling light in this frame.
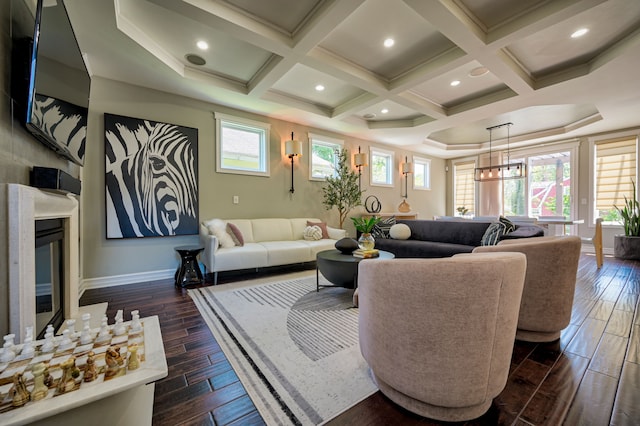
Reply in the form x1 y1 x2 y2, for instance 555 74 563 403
381 108 389 114
450 80 461 87
571 28 589 38
469 66 489 77
196 40 208 50
315 84 325 91
363 113 376 119
383 38 395 48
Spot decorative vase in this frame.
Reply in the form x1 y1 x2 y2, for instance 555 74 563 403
398 199 411 213
358 233 375 250
335 237 359 254
613 235 640 260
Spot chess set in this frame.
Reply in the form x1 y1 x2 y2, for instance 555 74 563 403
0 309 145 414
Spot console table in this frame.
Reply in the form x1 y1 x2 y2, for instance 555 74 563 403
0 316 167 425
536 218 584 236
361 212 418 220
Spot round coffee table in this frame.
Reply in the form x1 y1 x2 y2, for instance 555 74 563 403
316 249 395 291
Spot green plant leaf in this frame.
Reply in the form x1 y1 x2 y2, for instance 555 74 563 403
615 179 639 236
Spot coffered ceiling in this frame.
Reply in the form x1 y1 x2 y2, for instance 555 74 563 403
64 0 640 158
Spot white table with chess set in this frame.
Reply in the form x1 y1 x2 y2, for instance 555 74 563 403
0 311 167 425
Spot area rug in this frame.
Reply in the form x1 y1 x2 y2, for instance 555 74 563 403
188 273 377 425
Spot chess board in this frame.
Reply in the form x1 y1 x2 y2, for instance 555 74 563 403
0 321 145 414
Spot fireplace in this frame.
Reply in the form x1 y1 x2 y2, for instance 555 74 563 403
35 218 65 339
8 184 79 343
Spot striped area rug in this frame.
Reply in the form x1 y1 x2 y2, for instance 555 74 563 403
189 273 377 425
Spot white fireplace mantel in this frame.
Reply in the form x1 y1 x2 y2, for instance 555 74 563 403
8 183 80 342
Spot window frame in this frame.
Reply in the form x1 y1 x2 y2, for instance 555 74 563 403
412 155 431 191
369 146 395 187
589 131 639 226
308 133 344 181
214 112 271 177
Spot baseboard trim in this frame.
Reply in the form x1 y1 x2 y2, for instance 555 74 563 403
581 245 614 256
79 269 175 297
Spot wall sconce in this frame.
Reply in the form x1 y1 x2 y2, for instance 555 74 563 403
474 122 526 181
401 156 414 198
353 146 367 191
285 132 302 193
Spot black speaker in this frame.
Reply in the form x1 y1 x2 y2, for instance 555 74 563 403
30 167 81 195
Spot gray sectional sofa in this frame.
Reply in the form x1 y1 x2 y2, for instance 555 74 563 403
374 219 544 258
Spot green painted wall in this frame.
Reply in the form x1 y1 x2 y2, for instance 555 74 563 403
82 77 447 280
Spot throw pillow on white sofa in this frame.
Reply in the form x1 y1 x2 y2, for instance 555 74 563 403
206 219 236 248
303 225 323 241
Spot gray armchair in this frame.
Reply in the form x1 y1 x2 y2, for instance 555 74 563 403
474 236 581 342
357 252 527 421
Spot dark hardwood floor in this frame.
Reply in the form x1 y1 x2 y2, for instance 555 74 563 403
79 254 640 426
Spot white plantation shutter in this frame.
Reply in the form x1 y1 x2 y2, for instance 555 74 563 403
595 137 637 211
455 161 476 215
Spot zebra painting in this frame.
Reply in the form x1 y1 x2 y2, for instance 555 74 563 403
31 94 87 165
104 113 199 239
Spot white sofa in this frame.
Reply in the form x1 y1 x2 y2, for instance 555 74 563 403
199 218 346 284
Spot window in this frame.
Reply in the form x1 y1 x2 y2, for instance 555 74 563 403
526 152 572 217
454 160 475 216
502 155 527 216
215 112 270 177
594 136 637 223
413 156 431 190
308 133 343 180
370 147 394 186
501 143 578 221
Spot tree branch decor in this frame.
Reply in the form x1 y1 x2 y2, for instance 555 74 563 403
322 148 362 228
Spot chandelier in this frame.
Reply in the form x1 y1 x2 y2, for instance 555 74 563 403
474 122 526 182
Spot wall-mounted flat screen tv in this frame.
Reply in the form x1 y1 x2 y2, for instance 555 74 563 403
11 0 91 166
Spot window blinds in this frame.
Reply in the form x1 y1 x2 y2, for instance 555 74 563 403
595 137 637 211
455 161 476 215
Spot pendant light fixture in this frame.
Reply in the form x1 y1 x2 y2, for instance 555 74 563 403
474 122 526 181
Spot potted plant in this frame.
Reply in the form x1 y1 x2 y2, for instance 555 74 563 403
456 206 469 217
322 148 362 229
614 180 640 260
351 216 381 250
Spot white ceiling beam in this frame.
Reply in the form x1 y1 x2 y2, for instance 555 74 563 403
403 0 535 95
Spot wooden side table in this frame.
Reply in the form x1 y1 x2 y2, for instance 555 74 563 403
174 245 204 287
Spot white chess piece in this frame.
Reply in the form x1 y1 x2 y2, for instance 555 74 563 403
66 319 77 339
44 324 54 338
82 313 91 330
80 326 92 345
59 329 73 350
41 325 56 352
0 334 16 362
41 333 55 353
80 313 93 345
130 310 142 332
21 326 35 356
97 315 111 342
112 309 126 335
113 317 126 336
